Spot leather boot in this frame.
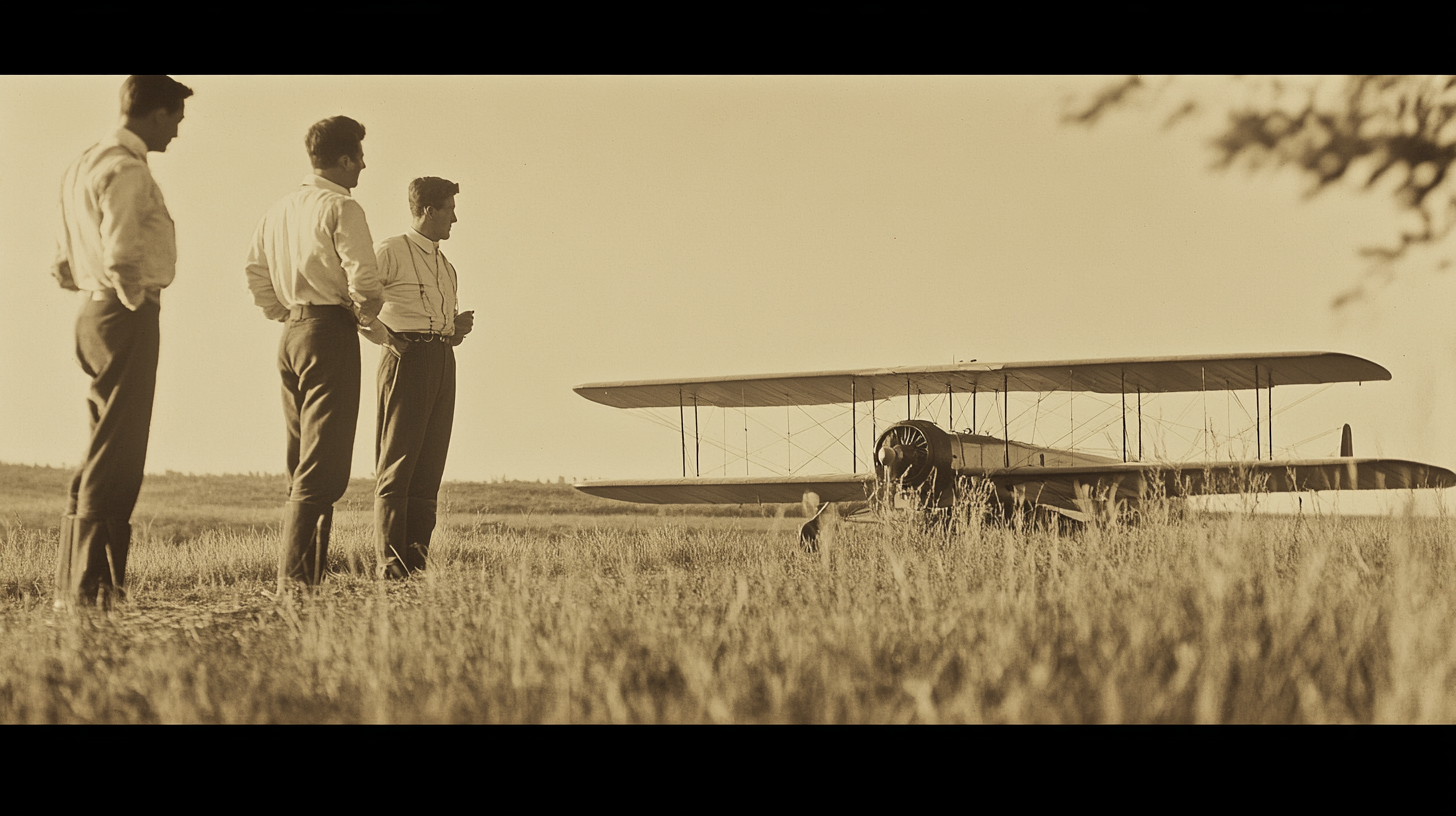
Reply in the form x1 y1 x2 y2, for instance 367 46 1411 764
279 501 327 591
55 515 75 606
314 506 333 585
403 498 438 573
100 519 131 608
54 515 78 609
61 517 129 608
373 496 411 580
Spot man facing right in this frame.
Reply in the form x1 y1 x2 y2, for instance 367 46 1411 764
246 116 384 590
363 177 473 578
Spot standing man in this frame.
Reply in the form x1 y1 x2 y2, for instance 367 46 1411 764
363 177 473 578
53 75 193 609
246 116 384 591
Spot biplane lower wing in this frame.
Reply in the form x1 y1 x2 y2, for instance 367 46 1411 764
575 473 876 505
575 459 1456 512
973 458 1456 512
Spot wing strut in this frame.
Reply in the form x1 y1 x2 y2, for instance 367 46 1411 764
1003 374 1010 468
1121 370 1127 463
851 377 857 472
679 389 686 478
694 394 700 477
1201 366 1208 460
1255 365 1262 461
1069 369 1076 466
948 384 953 437
741 387 748 476
1137 386 1143 461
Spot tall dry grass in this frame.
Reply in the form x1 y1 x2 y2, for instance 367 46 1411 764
3 481 1454 722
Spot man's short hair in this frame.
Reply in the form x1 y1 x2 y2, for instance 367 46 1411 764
410 177 460 216
121 75 193 118
306 116 367 170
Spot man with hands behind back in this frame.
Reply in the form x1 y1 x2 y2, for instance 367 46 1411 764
362 177 473 579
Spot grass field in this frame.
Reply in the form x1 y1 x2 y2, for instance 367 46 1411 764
3 462 1454 723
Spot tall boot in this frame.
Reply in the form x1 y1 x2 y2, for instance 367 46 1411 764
61 516 128 608
54 515 78 609
373 496 411 580
100 519 132 608
404 498 438 573
313 506 333 586
279 501 327 592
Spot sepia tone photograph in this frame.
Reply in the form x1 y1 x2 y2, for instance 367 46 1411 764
3 75 1455 722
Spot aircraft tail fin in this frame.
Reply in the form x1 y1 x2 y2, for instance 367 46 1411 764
1341 423 1354 457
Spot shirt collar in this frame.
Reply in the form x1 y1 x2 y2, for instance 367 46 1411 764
108 127 150 163
406 228 438 255
303 174 351 196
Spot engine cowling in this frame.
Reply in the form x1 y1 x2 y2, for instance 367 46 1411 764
874 420 957 508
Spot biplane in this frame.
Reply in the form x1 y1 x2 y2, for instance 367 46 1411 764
572 352 1456 542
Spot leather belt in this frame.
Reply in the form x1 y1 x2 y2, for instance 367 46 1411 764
89 288 160 304
398 332 450 342
289 304 351 321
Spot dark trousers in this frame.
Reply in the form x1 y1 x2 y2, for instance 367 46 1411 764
277 306 360 587
57 295 159 606
374 341 456 576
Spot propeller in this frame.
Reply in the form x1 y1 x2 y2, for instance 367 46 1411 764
799 491 827 552
877 424 931 484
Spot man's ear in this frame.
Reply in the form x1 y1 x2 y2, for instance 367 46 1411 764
140 107 168 128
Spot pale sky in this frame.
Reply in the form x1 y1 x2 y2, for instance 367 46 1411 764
5 76 1454 503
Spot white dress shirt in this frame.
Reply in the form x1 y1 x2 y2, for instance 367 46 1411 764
53 127 176 310
245 174 384 323
373 229 459 335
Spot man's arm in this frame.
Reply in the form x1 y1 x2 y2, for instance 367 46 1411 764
451 310 475 346
244 217 289 321
447 257 472 346
361 238 408 357
336 199 383 324
97 164 154 311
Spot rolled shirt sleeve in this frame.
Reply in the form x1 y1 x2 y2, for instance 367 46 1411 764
98 163 173 311
336 199 383 322
52 239 77 291
245 217 289 322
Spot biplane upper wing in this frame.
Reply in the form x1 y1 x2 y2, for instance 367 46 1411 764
974 458 1456 512
574 352 1390 409
575 473 875 505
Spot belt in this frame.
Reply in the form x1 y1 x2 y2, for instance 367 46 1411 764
398 332 451 342
289 304 352 321
89 288 160 304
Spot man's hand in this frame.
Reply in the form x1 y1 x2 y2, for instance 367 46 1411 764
383 330 410 359
52 259 78 292
360 320 410 358
117 282 146 311
452 310 475 346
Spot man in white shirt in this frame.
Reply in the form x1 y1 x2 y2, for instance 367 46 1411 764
52 75 192 610
246 116 385 590
362 177 473 578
